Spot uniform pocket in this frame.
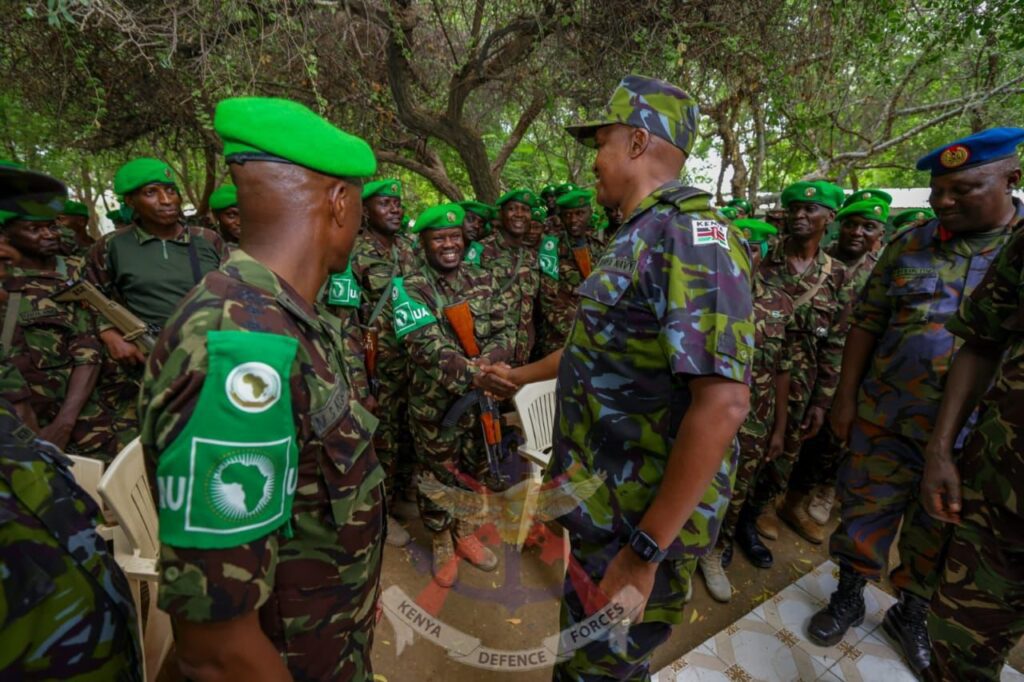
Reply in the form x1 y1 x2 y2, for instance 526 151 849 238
887 275 938 325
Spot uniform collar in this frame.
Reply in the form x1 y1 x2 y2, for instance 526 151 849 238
222 249 327 329
132 223 189 245
5 256 70 288
627 179 688 222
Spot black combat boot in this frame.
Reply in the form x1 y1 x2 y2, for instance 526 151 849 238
807 567 866 646
882 592 931 673
735 506 774 568
721 539 734 569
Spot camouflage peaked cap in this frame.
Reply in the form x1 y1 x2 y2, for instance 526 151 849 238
566 74 700 154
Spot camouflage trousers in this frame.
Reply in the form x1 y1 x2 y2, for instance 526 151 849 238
719 426 770 543
787 420 847 495
926 434 1024 681
828 418 950 599
745 378 815 513
70 359 140 461
411 412 486 532
553 535 697 681
375 361 415 503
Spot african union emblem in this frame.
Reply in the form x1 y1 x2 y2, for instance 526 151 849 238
225 362 282 413
209 452 276 521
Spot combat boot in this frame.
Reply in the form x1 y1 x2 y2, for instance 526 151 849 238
882 592 931 673
807 485 836 526
698 547 733 603
736 506 774 568
454 520 498 572
755 504 780 540
432 531 458 588
807 567 866 646
386 515 411 547
778 489 826 544
721 539 734 569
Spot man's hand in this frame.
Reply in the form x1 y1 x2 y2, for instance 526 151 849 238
921 444 962 525
472 370 517 399
100 328 145 365
766 428 785 461
38 418 74 449
829 390 857 444
595 546 657 621
801 405 826 440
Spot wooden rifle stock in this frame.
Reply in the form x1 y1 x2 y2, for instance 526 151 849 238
443 301 481 358
572 245 592 279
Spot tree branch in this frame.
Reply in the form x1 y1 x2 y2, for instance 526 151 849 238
490 90 546 176
376 149 463 200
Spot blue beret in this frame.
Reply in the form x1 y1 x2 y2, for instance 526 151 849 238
916 127 1024 177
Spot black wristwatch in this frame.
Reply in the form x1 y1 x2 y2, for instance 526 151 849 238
627 529 668 563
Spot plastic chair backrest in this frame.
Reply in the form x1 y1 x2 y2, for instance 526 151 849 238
67 455 105 509
513 379 558 454
98 437 159 560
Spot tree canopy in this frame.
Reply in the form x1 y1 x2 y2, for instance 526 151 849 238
3 0 1022 221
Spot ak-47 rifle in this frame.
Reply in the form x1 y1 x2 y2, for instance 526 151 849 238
53 279 157 353
363 328 380 396
440 300 510 491
571 242 592 279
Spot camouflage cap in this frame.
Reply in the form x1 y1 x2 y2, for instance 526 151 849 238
566 74 700 154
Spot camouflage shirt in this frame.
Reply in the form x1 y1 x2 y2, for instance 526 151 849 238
537 231 605 356
0 399 141 680
759 238 848 410
85 223 229 329
140 250 384 679
349 229 417 361
741 274 794 440
852 210 1019 444
544 181 754 561
946 225 1024 540
480 229 540 364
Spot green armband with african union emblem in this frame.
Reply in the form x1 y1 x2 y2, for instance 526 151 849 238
391 276 437 341
156 330 299 549
327 265 362 308
539 235 559 280
464 241 484 266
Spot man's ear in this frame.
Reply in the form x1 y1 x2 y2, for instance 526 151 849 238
1006 167 1022 191
628 127 652 159
329 180 357 230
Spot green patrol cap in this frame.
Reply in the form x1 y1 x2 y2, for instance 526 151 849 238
496 188 537 208
411 203 464 234
556 188 594 210
733 218 778 242
780 180 845 211
842 188 892 208
214 96 376 179
566 74 700 154
891 207 936 229
727 198 753 214
837 198 889 223
460 200 496 222
720 205 739 220
61 200 90 217
362 178 402 200
209 184 238 211
553 182 579 197
114 157 176 196
540 184 558 197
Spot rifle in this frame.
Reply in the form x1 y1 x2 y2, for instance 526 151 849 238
363 328 380 396
53 279 157 353
441 300 509 491
571 243 592 278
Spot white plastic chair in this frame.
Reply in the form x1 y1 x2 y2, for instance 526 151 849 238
98 437 172 682
67 454 106 510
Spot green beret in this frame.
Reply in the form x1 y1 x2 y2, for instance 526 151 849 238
553 183 579 197
106 206 134 224
214 96 376 179
891 207 936 229
0 210 19 225
733 218 778 242
567 74 700 154
719 206 739 220
459 200 496 222
362 179 402 200
842 189 893 208
531 206 547 222
114 158 176 196
2 210 56 223
837 198 889 223
540 184 558 197
496 188 538 208
0 160 25 170
411 203 465 234
556 188 594 210
780 180 845 211
727 198 753 214
209 185 238 211
61 200 90 217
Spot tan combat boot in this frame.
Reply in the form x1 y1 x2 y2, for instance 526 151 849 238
807 485 836 526
454 520 499 572
698 547 733 603
755 504 780 540
778 489 826 544
432 530 458 587
386 515 411 547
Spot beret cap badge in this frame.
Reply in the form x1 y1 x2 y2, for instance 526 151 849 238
940 145 970 169
805 187 816 197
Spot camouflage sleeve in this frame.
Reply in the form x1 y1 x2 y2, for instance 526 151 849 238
0 354 31 403
400 277 478 395
480 275 514 364
69 304 102 367
192 226 231 264
637 213 754 383
140 302 278 623
83 235 118 334
851 241 897 336
946 228 1024 349
810 270 847 410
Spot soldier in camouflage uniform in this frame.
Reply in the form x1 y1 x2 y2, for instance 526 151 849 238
785 195 887 531
921 158 1024 681
536 188 603 356
459 200 495 267
533 75 754 681
737 180 848 561
209 184 241 249
55 199 94 259
389 203 516 587
807 129 1023 673
140 97 384 681
0 212 132 460
348 177 418 547
480 188 541 365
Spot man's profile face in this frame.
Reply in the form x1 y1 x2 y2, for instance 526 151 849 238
592 125 632 210
126 183 181 229
929 162 1021 233
366 195 403 235
422 227 465 272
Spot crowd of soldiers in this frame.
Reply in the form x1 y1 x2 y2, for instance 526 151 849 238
1 75 1023 682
